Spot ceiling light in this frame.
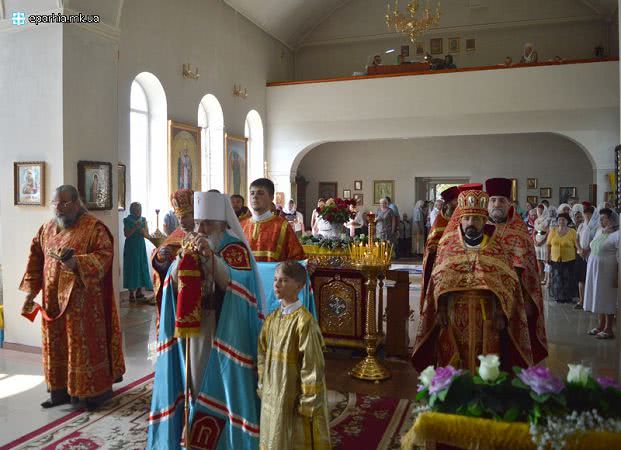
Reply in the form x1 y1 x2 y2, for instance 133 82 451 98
385 49 395 54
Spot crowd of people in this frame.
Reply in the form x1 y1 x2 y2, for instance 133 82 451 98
19 179 330 449
15 175 617 449
523 198 619 339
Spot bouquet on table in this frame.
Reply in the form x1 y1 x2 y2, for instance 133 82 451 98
414 355 621 450
316 198 356 224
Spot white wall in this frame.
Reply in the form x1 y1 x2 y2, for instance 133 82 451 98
117 0 294 263
0 0 294 347
295 0 616 80
267 60 619 203
0 25 64 347
62 25 121 296
297 134 594 221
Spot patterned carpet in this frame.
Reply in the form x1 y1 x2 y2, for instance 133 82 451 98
2 374 419 450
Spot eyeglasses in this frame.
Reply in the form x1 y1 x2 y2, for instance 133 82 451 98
50 200 74 208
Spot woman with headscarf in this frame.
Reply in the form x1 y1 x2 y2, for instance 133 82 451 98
520 43 538 64
575 204 597 309
526 207 537 235
375 197 397 250
548 206 559 228
558 203 574 228
584 208 619 339
533 203 550 283
411 200 426 256
546 212 578 303
282 199 304 238
365 54 382 74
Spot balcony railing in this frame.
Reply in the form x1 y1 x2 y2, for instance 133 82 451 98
267 57 619 87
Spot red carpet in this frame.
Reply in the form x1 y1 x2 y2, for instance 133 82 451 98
2 376 416 450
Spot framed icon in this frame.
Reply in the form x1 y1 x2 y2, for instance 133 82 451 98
540 187 552 199
527 178 538 189
353 193 364 206
14 161 45 206
466 38 476 52
373 180 394 204
559 187 577 204
78 161 113 210
526 195 538 206
430 38 443 55
448 37 460 53
118 163 126 211
354 180 362 191
343 189 352 199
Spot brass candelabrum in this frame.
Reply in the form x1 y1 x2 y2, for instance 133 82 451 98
348 211 392 382
148 209 167 248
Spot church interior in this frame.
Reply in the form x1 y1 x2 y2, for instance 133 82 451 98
1 0 621 448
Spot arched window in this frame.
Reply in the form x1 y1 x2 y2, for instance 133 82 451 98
198 95 224 192
130 73 167 229
245 110 264 185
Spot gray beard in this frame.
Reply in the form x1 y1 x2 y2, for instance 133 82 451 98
55 212 81 229
207 230 224 252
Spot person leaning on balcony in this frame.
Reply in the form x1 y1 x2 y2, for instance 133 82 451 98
520 43 538 64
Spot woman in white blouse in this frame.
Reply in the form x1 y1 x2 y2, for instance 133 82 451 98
584 208 619 339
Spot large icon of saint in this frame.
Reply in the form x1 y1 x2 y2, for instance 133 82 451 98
230 152 241 194
178 142 192 189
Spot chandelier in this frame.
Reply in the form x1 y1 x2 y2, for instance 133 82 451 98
385 0 441 43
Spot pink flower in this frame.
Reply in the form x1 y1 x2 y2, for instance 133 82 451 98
429 366 462 394
596 376 621 390
518 366 564 396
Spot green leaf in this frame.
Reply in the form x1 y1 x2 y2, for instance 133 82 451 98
429 394 437 407
503 407 520 422
512 378 528 390
438 388 449 402
530 392 550 403
472 375 484 385
512 366 523 375
467 401 483 417
415 389 428 401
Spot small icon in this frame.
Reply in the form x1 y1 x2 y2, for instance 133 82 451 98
12 12 26 26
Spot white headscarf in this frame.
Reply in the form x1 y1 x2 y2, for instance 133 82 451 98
412 200 425 223
557 203 571 215
194 191 267 315
282 200 296 215
570 204 584 224
523 43 536 63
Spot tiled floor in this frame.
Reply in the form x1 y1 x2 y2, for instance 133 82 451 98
0 271 618 446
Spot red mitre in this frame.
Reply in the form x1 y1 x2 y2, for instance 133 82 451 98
440 186 460 202
171 189 194 217
458 183 483 193
582 201 592 208
485 178 512 199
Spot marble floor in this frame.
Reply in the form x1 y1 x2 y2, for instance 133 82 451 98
0 270 619 446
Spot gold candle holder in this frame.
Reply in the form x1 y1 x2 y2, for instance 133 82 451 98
348 211 391 382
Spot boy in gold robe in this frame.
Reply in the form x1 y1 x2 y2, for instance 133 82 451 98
257 261 330 450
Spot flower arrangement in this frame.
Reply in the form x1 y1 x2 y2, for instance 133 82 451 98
416 356 621 449
316 198 356 224
300 234 379 250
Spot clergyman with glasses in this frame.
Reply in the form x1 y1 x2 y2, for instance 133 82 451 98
19 184 125 411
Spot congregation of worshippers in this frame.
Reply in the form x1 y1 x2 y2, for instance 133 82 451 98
17 172 619 447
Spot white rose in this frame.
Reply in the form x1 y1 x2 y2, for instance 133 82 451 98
478 354 500 382
419 365 436 388
567 364 591 385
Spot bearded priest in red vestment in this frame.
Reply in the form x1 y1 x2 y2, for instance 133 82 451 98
419 185 460 312
241 178 305 262
20 185 125 410
151 189 195 315
485 177 548 364
412 188 533 373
